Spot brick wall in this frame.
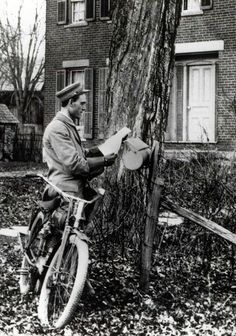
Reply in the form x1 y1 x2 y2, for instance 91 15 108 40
45 0 236 151
44 0 112 140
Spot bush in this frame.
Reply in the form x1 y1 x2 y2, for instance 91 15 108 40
92 150 236 277
159 150 236 276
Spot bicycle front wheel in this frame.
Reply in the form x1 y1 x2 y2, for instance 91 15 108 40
38 234 89 329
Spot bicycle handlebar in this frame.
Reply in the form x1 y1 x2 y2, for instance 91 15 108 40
37 174 105 204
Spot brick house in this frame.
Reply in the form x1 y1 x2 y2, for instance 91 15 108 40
44 0 236 152
45 0 112 141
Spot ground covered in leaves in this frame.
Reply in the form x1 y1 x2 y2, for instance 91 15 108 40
0 162 236 335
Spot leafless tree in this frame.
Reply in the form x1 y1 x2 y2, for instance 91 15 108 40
0 6 44 123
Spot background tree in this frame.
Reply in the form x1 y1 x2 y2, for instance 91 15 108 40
0 6 44 124
106 0 182 290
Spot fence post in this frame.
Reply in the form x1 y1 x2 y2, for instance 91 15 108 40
140 141 164 291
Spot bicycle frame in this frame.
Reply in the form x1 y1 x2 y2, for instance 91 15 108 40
36 174 105 282
14 174 107 328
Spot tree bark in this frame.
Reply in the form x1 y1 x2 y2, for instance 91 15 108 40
106 0 182 144
106 0 182 290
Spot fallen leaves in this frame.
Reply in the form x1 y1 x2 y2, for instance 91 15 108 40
0 166 236 335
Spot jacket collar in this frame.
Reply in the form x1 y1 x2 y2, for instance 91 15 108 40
55 111 81 144
55 111 75 127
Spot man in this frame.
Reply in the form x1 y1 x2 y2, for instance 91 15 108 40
43 81 116 199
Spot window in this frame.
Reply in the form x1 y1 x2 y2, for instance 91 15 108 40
69 70 85 86
183 0 201 11
182 0 212 15
166 60 216 143
71 0 85 23
57 0 95 25
55 68 94 138
69 68 94 138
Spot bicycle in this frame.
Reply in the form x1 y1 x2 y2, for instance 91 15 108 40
18 174 105 329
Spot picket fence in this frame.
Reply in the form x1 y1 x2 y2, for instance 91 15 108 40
13 132 43 162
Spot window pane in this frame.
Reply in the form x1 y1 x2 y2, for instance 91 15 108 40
70 70 85 127
70 70 85 86
183 0 201 10
72 1 85 22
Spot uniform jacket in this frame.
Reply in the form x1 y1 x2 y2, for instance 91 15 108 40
43 112 90 196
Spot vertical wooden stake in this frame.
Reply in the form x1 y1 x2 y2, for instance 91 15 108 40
140 141 164 291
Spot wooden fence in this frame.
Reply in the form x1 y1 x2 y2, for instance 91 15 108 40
13 132 43 162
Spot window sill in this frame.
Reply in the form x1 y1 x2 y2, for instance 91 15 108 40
100 16 111 20
64 21 88 28
181 9 203 16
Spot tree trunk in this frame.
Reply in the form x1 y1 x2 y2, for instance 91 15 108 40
106 0 182 142
106 0 182 290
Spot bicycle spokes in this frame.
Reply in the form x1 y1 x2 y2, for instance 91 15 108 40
47 244 78 324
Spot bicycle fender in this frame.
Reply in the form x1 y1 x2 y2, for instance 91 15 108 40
72 229 90 243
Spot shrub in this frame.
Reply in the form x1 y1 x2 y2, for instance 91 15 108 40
91 150 236 277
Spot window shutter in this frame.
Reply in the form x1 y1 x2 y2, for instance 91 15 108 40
183 0 188 10
100 0 110 19
86 0 95 21
176 65 184 141
201 0 212 9
84 68 94 139
165 86 175 142
56 70 66 92
55 70 66 112
57 0 67 24
98 68 108 139
214 62 218 142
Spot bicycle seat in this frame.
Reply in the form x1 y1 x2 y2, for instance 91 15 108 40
38 186 61 211
42 186 59 201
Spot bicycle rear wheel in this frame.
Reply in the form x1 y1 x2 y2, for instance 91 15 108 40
38 234 89 329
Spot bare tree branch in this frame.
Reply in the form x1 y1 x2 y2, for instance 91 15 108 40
0 5 44 123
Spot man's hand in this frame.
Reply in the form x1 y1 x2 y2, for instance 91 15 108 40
104 153 117 166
